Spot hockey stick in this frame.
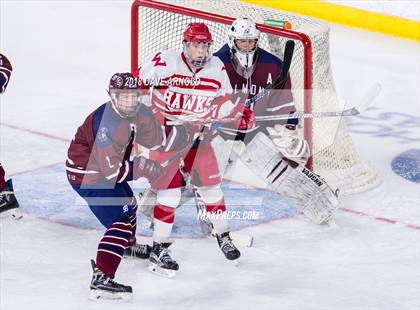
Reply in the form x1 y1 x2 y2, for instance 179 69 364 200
168 83 382 126
161 141 193 168
166 40 296 127
160 125 209 168
178 162 254 248
251 82 382 122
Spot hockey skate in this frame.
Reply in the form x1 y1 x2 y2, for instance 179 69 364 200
148 242 179 278
89 260 132 301
216 232 241 263
124 243 152 259
0 179 22 220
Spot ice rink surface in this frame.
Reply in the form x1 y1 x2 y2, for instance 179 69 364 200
1 1 419 309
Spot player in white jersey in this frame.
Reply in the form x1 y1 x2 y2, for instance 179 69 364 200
134 22 255 277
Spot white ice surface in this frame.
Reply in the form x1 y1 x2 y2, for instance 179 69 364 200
1 2 419 309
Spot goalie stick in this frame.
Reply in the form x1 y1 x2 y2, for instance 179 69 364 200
167 83 382 126
244 82 382 122
244 39 295 108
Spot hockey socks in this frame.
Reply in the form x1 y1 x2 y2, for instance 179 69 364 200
96 218 132 279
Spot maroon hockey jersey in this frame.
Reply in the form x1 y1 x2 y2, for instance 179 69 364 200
66 102 164 186
214 44 296 142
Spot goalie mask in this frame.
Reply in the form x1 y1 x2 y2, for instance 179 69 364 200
228 18 260 78
107 72 141 118
183 22 213 69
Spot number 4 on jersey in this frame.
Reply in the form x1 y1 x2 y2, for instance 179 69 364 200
152 52 167 67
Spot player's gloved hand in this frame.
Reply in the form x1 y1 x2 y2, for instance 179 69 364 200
266 124 310 165
161 124 195 152
190 125 217 148
236 106 256 130
138 156 164 183
180 121 215 148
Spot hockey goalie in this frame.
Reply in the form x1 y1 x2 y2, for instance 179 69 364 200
213 17 340 225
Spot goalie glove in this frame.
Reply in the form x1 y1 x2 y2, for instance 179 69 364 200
266 124 310 165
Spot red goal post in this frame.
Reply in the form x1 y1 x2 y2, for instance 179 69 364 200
130 0 381 195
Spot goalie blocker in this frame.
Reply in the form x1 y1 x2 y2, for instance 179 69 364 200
239 132 339 225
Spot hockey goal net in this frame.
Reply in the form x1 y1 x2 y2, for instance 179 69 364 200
131 0 381 195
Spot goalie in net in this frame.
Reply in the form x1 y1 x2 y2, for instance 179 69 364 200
212 18 340 225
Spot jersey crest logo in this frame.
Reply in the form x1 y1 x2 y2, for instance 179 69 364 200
151 52 167 67
97 127 109 142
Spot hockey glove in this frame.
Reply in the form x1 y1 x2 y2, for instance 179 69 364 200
236 106 256 130
266 124 310 165
137 156 164 183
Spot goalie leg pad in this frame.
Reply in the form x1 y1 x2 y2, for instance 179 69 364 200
240 132 339 224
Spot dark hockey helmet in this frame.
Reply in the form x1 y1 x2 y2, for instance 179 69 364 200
107 72 141 118
182 23 213 68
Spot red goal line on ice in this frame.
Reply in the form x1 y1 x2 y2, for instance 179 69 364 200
340 207 420 231
0 122 71 143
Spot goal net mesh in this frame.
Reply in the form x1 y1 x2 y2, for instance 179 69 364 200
132 0 381 195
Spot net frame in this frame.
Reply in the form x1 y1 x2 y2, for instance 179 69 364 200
130 0 381 195
131 0 313 166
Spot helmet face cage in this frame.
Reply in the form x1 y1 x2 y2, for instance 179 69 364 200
228 18 260 69
109 89 142 118
183 41 213 69
108 72 141 118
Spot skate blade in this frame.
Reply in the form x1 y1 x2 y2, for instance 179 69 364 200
88 289 132 301
11 208 23 220
123 254 150 261
0 208 23 220
320 215 333 225
148 263 177 278
229 258 240 267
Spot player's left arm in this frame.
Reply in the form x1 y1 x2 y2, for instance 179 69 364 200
132 105 192 159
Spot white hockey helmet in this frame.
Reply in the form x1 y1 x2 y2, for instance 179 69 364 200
228 17 260 69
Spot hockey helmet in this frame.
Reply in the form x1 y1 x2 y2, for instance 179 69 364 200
107 72 141 118
183 22 212 43
182 22 213 68
228 18 260 72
